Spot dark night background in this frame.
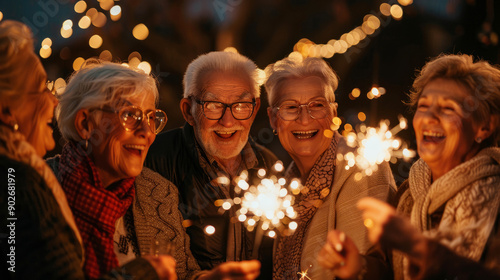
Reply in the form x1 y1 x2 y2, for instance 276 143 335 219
1 0 499 184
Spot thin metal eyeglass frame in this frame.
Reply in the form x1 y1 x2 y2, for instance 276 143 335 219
275 100 334 121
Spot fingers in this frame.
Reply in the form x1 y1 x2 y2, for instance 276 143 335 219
357 197 397 244
210 260 261 280
317 230 346 270
143 255 177 280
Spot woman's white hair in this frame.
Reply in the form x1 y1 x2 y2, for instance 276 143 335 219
56 59 159 142
183 51 262 98
264 56 339 107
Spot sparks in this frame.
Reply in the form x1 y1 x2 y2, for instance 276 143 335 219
216 161 300 235
341 116 415 179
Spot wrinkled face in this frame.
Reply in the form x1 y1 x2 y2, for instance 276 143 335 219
413 78 481 178
90 92 156 181
14 53 56 157
191 71 259 161
269 76 336 164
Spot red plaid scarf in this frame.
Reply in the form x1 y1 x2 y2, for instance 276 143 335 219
59 142 135 279
274 134 339 279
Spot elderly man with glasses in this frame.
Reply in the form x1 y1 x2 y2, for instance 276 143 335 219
145 51 277 279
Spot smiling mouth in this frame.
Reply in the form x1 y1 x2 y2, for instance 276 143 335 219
215 131 237 139
124 144 145 156
292 130 318 139
422 131 445 142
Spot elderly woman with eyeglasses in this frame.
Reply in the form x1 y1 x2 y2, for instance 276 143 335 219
265 57 396 279
46 60 205 280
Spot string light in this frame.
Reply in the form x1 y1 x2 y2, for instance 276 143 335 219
292 1 413 59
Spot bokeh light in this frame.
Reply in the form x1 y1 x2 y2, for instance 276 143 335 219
92 12 107 28
398 0 413 6
39 47 52 59
41 38 52 48
89 34 103 49
73 57 85 71
138 61 152 74
380 3 391 16
60 27 73 38
99 50 112 61
78 16 91 29
0 11 3 22
74 1 87 13
110 5 122 21
390 4 404 20
133 23 149 40
99 0 114 11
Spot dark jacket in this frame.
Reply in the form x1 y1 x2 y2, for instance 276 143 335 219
145 123 277 278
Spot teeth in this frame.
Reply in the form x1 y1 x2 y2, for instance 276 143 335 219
216 131 236 135
423 131 444 137
124 145 145 150
292 130 318 135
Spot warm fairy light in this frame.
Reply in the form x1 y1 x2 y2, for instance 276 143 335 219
371 87 380 97
0 11 3 22
74 1 87 13
86 8 98 20
39 47 52 59
129 57 141 68
380 3 391 16
274 161 284 172
128 51 142 61
99 50 112 61
60 27 73 38
41 38 52 48
133 23 149 40
358 112 366 122
268 231 276 238
89 35 103 49
298 266 312 280
110 5 122 21
99 0 114 11
390 4 404 20
339 118 415 179
73 57 85 71
54 78 66 93
224 47 238 53
62 19 73 30
78 16 91 29
398 0 413 6
205 225 216 235
138 61 152 74
110 5 121 16
92 12 107 27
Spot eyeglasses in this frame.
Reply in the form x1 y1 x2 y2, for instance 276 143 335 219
194 98 256 120
275 100 332 121
96 106 167 134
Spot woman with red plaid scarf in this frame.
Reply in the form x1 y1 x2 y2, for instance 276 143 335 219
47 59 261 280
0 21 176 280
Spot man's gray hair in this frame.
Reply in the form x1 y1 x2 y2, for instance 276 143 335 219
183 51 262 98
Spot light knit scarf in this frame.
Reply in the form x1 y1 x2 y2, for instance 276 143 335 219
0 125 83 256
394 147 500 280
274 133 340 279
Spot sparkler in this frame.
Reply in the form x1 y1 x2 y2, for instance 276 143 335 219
339 116 415 178
216 161 301 259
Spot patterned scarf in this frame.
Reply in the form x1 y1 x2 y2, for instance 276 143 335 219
394 147 500 280
58 142 136 279
274 134 340 279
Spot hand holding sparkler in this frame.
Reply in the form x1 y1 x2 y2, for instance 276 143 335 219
197 260 261 280
317 230 364 279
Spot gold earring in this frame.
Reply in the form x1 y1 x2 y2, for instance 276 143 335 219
476 137 482 144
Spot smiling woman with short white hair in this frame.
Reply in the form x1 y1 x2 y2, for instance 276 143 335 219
47 59 203 280
265 56 396 280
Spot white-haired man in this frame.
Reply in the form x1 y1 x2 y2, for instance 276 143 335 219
146 51 277 279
